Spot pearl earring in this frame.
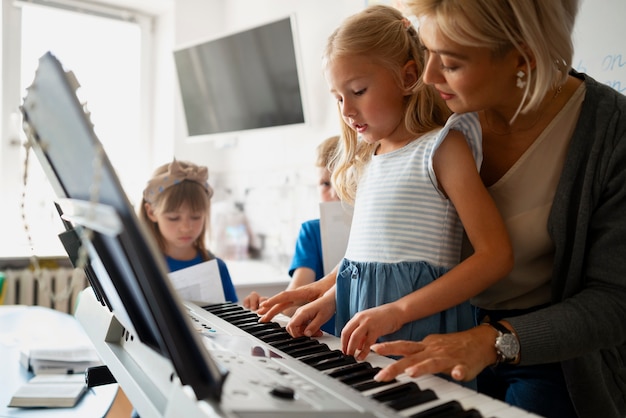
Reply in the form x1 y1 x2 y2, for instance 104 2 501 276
516 70 526 89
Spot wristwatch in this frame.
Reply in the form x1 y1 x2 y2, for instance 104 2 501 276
486 321 520 366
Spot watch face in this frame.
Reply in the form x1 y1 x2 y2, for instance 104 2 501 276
496 333 520 359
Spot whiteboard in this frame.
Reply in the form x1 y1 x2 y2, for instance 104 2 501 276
573 0 626 94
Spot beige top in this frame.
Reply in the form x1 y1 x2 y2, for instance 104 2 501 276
470 83 586 310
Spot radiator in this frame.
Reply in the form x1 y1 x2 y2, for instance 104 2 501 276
1 268 88 314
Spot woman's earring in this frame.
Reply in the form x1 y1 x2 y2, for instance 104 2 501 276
516 70 526 89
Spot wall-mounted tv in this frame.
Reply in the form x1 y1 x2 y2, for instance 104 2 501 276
174 16 306 137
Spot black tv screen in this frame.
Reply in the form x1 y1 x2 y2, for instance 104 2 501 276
174 16 306 136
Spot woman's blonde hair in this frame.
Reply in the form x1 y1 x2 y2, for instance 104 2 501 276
139 160 213 260
324 5 451 204
406 0 579 121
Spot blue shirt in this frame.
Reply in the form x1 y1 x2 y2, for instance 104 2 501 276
289 219 336 335
166 253 238 303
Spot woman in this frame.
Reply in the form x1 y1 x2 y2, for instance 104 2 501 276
258 1 626 417
370 1 626 417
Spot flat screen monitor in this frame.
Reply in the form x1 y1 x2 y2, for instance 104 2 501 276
173 16 306 136
20 51 227 402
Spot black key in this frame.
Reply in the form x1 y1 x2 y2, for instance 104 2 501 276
220 311 259 322
287 343 330 358
269 335 312 349
203 304 242 315
338 367 381 385
417 408 481 418
229 316 263 327
272 339 318 353
386 388 437 411
239 322 281 333
231 313 263 324
458 409 482 418
259 331 295 343
202 302 238 310
220 315 259 325
370 382 420 403
299 349 344 365
408 400 464 418
252 328 289 338
352 378 397 392
327 362 371 378
278 339 321 353
311 355 356 371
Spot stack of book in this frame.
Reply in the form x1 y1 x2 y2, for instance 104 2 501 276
8 341 103 408
8 374 88 408
19 343 102 375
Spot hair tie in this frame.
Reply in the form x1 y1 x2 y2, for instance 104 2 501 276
402 17 411 30
143 159 213 203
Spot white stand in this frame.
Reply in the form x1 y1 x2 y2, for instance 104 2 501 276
74 289 225 418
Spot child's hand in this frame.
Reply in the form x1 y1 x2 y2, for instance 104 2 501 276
257 277 335 323
285 291 336 338
243 291 267 311
341 304 403 361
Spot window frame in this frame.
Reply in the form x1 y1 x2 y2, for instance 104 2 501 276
0 0 167 258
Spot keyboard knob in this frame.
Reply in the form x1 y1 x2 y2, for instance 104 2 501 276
269 385 295 400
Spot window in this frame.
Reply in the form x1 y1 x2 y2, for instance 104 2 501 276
1 0 159 258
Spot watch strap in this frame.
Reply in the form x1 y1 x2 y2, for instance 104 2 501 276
484 321 519 366
488 320 511 335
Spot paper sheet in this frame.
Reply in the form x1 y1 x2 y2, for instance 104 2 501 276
319 201 353 275
168 259 225 303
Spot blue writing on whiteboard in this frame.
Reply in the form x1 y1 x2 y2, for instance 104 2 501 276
602 54 626 71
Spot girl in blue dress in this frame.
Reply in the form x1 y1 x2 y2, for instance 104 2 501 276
258 5 512 363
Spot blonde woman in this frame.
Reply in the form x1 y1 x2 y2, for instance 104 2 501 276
369 1 626 417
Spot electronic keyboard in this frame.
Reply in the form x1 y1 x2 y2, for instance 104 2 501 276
24 50 545 418
185 301 543 418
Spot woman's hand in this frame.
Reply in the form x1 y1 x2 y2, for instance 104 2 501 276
242 291 267 311
256 274 336 323
285 289 336 338
341 304 404 361
370 325 498 382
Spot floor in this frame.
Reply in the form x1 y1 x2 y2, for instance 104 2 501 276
106 388 133 418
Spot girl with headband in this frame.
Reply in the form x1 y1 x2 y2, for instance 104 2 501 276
139 158 238 303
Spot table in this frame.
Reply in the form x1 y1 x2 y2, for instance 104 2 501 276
227 260 291 302
0 305 118 417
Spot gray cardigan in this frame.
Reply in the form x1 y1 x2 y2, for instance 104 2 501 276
507 72 626 418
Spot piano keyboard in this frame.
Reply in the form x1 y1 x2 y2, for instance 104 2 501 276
186 301 543 418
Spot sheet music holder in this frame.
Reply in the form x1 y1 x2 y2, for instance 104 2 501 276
55 201 110 307
20 52 227 409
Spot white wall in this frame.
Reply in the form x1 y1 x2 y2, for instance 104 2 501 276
172 0 364 267
572 0 626 94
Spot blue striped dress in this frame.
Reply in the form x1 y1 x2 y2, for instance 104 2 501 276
335 112 482 342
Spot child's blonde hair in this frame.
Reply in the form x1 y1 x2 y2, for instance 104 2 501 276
139 160 213 260
316 135 340 171
324 5 451 204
